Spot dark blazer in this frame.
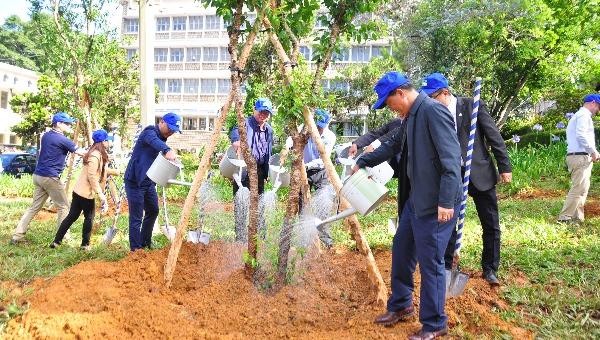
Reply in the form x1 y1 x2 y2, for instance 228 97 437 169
124 125 171 186
353 118 404 148
455 97 511 192
359 92 462 218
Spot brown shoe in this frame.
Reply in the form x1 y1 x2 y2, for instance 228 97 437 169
373 306 415 327
408 327 448 339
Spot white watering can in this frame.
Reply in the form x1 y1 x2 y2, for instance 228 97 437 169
268 153 290 191
146 153 192 187
337 155 394 185
315 168 389 229
219 146 246 180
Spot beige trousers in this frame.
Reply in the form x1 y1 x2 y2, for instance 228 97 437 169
558 155 593 221
12 174 69 241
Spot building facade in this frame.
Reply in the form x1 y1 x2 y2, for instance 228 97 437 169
0 62 39 147
120 0 388 150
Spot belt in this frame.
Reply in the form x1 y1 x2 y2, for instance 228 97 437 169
567 152 589 156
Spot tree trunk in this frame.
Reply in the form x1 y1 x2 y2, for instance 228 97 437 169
64 121 81 198
275 132 308 286
264 17 388 305
164 3 266 288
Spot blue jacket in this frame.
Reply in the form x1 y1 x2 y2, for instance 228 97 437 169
229 116 274 175
124 125 171 186
358 92 461 217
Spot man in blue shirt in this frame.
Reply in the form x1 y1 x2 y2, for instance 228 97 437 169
229 98 275 241
11 112 86 244
124 112 181 251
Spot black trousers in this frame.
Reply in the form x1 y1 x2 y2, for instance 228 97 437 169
54 192 96 247
445 185 501 273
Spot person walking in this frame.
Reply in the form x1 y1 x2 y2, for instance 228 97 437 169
10 112 85 245
124 112 181 251
50 129 119 250
354 72 462 339
420 73 512 286
558 94 600 223
229 98 275 241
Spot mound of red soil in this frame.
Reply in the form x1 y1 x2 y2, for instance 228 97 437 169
585 200 600 217
4 243 532 339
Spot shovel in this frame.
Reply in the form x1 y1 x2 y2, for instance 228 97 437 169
189 173 212 245
102 177 125 245
160 186 176 242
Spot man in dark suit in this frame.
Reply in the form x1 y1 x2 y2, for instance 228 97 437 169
421 73 512 286
353 71 462 339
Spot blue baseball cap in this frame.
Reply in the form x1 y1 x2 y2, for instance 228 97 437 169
583 93 600 104
162 112 182 133
315 109 331 128
254 98 274 114
372 72 411 110
420 73 449 95
52 112 76 124
92 129 109 143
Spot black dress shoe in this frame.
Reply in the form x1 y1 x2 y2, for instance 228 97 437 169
483 271 500 286
408 327 448 339
373 306 415 327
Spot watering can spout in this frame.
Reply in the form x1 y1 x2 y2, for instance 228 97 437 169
315 207 357 229
232 173 243 188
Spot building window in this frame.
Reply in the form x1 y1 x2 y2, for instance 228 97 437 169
123 18 139 33
199 117 207 130
168 79 182 93
156 17 170 31
2 74 7 82
220 47 231 62
299 46 311 61
334 48 350 62
371 46 383 59
330 79 349 92
186 48 201 62
170 48 184 62
184 79 199 94
205 15 220 30
200 79 216 94
183 117 197 130
0 91 8 109
209 118 215 131
189 16 203 30
351 46 370 62
172 16 186 31
155 79 166 93
126 48 138 60
218 79 231 93
13 77 18 85
203 47 218 62
27 80 32 87
154 48 168 62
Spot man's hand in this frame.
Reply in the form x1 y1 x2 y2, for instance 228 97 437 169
592 151 600 162
499 172 512 183
164 149 177 161
438 206 454 223
232 141 240 152
351 164 360 175
75 148 87 157
99 194 108 214
363 145 375 154
348 143 358 158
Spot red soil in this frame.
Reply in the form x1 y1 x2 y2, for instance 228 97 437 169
4 243 532 339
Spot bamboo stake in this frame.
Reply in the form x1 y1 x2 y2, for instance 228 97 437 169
264 18 388 305
164 6 266 287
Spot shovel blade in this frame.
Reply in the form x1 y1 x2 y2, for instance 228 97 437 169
161 224 176 242
102 227 118 245
189 231 210 245
445 269 469 298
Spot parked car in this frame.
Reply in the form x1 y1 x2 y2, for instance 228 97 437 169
0 152 37 177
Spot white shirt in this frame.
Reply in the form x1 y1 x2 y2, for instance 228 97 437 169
566 107 597 155
304 127 337 169
449 95 458 132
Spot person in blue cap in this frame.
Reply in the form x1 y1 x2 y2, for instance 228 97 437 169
51 129 119 250
285 109 337 247
420 72 512 286
10 112 86 245
124 112 181 251
352 71 461 339
229 98 275 241
558 93 600 223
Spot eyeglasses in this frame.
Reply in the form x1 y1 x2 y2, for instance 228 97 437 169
430 91 445 99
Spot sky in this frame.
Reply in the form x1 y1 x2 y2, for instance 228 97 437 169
1 0 31 23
